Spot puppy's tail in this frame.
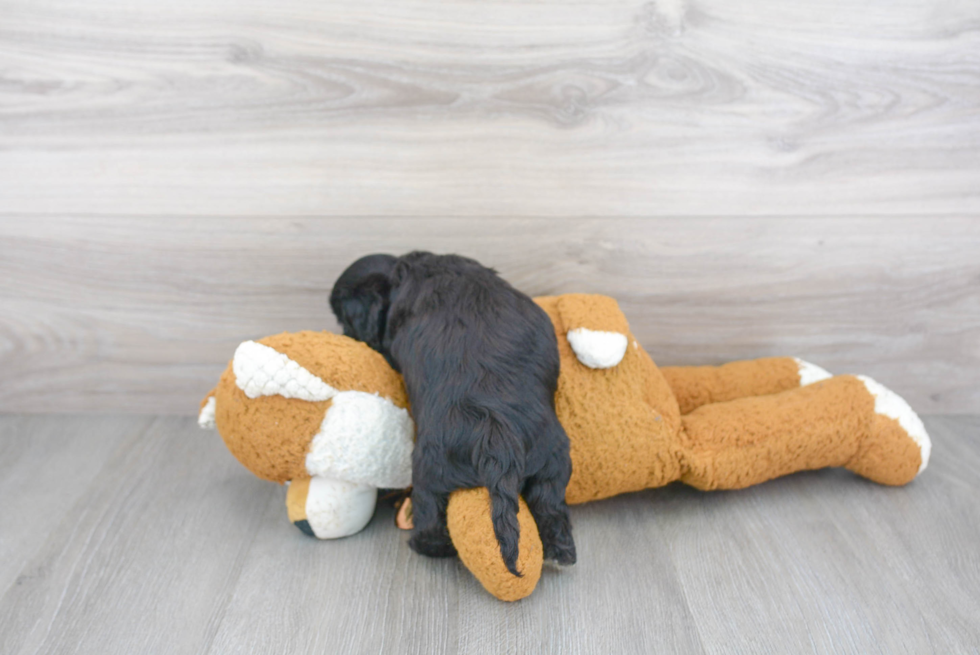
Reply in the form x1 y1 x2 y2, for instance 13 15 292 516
480 448 524 578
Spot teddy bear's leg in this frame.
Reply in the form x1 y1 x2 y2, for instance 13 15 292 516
285 475 377 539
678 375 928 490
662 357 832 415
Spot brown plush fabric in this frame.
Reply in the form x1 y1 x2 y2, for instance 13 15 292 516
678 376 875 490
553 294 631 334
662 357 803 415
259 332 409 409
847 414 922 486
207 331 410 483
286 477 310 523
447 488 543 602
535 296 683 504
214 364 332 483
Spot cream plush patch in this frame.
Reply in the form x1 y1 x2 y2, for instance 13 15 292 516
567 328 628 369
233 340 337 401
305 390 414 489
198 396 216 429
858 375 931 474
794 358 833 386
304 476 377 539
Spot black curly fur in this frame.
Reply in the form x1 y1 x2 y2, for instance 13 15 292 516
330 252 576 575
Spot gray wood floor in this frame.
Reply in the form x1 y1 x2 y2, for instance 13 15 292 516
1 414 977 654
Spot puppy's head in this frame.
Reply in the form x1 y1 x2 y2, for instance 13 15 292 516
330 254 398 353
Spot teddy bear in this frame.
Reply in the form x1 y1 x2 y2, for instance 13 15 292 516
199 294 930 601
198 331 415 539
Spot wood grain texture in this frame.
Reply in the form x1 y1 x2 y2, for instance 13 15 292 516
1 414 978 654
1 216 977 414
0 415 142 594
0 415 278 655
0 0 978 217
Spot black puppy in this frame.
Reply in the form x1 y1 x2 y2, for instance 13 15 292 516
330 252 576 574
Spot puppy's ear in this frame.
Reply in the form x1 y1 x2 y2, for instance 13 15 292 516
335 273 391 351
391 259 411 286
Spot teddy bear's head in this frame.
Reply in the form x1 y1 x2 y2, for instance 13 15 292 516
199 331 414 537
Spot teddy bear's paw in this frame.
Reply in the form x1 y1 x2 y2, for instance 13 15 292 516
285 476 377 539
846 376 931 485
567 328 628 369
858 376 931 474
794 358 832 386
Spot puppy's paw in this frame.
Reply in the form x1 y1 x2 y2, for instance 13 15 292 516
409 530 459 559
542 541 576 567
567 328 628 369
543 559 573 571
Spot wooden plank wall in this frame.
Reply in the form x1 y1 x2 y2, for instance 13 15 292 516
1 0 978 414
1 217 977 415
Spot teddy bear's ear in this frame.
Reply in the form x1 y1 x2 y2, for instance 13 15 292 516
198 394 217 429
232 340 337 401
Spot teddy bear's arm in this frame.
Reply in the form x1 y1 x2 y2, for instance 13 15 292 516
662 357 832 415
555 294 630 369
446 488 543 602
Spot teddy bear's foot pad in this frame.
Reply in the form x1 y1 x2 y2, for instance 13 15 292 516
293 519 315 537
846 376 931 485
